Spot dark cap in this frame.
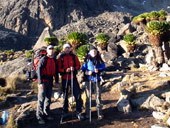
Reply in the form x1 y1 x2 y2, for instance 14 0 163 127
89 45 97 51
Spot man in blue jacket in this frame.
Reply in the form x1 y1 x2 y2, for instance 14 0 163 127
81 45 105 120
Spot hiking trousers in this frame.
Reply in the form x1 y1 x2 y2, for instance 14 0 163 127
62 78 82 113
36 82 53 120
84 81 103 116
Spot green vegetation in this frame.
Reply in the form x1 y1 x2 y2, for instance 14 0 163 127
149 11 160 19
4 49 14 56
26 50 33 58
66 32 88 47
76 44 91 62
54 38 66 52
44 36 58 46
96 34 109 45
132 10 167 24
158 10 168 18
123 33 136 45
146 21 169 35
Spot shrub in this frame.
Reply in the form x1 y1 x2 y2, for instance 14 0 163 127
149 11 160 19
44 36 58 46
123 33 136 45
66 32 88 46
4 49 14 56
146 21 169 35
96 34 109 45
76 44 91 62
26 50 33 58
7 75 28 92
54 38 66 52
158 10 168 18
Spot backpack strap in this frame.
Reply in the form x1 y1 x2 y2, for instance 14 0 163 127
60 52 66 69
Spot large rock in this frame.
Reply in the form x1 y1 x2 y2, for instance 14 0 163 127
33 27 51 50
0 29 33 51
131 94 164 110
0 57 30 77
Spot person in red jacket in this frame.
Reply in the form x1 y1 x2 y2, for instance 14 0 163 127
36 45 59 124
58 43 84 121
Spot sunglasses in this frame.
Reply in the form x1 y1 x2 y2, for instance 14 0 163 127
49 48 54 50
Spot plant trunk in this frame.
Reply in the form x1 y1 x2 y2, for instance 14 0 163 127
164 41 170 62
126 44 136 53
98 44 107 50
159 17 166 21
148 34 162 47
153 46 164 66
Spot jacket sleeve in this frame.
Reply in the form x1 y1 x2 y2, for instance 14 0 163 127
75 55 80 71
37 56 45 84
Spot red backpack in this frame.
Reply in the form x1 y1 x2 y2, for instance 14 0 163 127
26 47 47 81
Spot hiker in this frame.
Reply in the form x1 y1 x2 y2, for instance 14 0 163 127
36 45 59 124
81 45 105 120
58 43 84 121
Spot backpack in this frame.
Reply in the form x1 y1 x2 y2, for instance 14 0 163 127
26 47 47 81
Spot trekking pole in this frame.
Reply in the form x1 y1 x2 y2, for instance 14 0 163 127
60 73 69 124
89 75 92 123
96 72 100 120
71 67 74 124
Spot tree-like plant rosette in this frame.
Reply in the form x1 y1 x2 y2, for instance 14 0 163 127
66 32 88 47
96 34 109 45
44 36 58 46
123 33 136 45
76 44 91 63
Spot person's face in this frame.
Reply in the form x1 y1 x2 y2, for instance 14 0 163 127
64 47 70 54
47 47 55 56
90 49 97 58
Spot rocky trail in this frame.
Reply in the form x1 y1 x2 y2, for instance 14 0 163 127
0 70 168 128
23 89 163 128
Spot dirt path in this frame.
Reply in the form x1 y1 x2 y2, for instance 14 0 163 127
23 90 162 128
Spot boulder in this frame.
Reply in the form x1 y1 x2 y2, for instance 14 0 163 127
152 111 165 120
131 94 164 110
33 27 51 50
0 57 30 77
117 98 132 113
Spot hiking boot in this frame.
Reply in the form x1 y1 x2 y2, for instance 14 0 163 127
38 119 45 124
77 113 84 121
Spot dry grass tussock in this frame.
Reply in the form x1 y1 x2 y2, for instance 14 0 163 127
6 75 28 91
0 75 29 99
6 114 18 128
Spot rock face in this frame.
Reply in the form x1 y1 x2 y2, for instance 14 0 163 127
0 0 169 50
0 57 30 77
